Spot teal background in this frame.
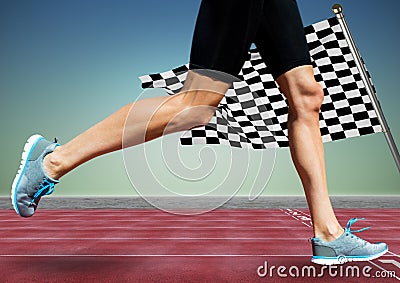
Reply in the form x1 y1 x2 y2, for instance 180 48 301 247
0 0 399 196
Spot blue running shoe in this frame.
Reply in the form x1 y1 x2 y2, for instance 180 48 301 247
11 134 59 217
311 218 388 265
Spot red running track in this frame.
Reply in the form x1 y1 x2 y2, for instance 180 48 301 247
0 208 399 282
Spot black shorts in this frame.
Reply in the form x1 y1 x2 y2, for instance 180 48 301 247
189 0 312 80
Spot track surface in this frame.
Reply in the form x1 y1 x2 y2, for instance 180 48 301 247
1 208 399 282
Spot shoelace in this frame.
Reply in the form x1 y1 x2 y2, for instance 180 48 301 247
345 217 371 233
29 179 56 207
344 218 371 243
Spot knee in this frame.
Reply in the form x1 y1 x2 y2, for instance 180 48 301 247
289 80 324 117
167 98 216 132
180 104 215 128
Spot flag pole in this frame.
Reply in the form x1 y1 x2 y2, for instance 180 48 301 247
332 4 400 172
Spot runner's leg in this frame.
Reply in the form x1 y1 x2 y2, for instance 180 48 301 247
44 72 229 180
255 0 343 241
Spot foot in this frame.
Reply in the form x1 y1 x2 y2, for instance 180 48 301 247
311 218 388 265
11 134 60 217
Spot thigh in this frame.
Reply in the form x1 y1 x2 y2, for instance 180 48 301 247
189 0 264 81
254 0 312 79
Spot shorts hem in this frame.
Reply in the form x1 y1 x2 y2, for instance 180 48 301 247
272 59 313 79
189 63 240 83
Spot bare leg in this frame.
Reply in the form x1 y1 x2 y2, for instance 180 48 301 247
276 65 343 242
43 71 229 180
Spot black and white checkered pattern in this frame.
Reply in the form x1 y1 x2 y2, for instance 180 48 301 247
139 17 382 149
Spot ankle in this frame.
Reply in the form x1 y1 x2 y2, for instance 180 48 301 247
43 147 65 180
314 224 344 242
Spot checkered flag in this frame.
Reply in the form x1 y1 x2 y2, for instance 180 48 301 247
139 17 382 149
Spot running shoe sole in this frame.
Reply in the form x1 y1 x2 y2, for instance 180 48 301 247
11 134 45 216
311 245 389 265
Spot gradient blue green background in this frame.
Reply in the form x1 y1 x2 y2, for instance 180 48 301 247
1 0 399 196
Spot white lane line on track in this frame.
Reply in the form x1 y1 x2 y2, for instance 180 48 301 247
0 226 323 229
0 237 317 240
38 225 384 230
388 251 400 258
1 237 399 241
0 219 297 222
0 254 340 257
0 254 304 257
3 226 400 229
0 214 291 217
0 254 396 258
2 214 398 219
1 212 397 214
0 219 395 222
280 209 312 227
